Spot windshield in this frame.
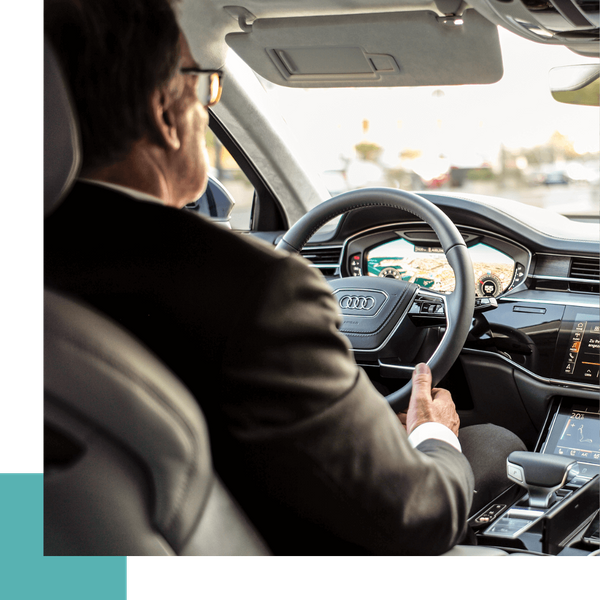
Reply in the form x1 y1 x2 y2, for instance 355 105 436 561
256 28 600 222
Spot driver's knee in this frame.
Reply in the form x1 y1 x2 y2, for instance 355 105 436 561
459 424 526 515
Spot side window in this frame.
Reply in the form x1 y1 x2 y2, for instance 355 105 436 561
206 128 254 230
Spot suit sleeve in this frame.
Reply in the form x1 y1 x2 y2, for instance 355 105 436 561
220 252 474 555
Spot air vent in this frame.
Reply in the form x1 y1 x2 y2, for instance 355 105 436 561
569 256 600 293
531 254 599 293
300 246 342 275
570 256 600 280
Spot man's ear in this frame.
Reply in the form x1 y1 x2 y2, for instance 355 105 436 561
150 88 181 151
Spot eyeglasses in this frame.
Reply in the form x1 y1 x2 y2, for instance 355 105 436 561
180 68 223 107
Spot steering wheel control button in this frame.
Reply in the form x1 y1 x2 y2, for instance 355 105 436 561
415 296 445 315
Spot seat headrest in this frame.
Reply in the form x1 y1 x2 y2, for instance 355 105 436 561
44 37 81 217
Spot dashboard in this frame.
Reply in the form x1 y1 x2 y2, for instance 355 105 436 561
298 192 599 448
332 220 599 387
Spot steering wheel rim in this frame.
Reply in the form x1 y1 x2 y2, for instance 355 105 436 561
276 187 475 413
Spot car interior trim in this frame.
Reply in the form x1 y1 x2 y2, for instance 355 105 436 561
529 274 600 285
499 294 599 308
463 347 599 393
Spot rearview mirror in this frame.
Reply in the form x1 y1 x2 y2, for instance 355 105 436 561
550 64 600 107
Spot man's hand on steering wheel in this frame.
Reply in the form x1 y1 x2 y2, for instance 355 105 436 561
406 363 460 437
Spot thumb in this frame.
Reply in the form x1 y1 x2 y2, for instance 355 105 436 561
411 363 432 396
407 363 433 435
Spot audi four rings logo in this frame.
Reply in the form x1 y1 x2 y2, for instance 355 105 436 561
339 295 376 310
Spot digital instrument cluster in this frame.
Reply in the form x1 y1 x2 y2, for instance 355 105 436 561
347 232 524 298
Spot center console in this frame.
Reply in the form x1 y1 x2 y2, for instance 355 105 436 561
469 397 600 555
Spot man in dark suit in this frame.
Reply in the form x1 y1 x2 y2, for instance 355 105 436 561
45 0 523 554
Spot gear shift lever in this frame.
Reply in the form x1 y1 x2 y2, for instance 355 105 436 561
506 451 579 509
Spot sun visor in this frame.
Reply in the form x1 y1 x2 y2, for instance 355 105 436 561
226 9 503 87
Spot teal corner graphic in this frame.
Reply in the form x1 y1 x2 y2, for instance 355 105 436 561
0 474 126 599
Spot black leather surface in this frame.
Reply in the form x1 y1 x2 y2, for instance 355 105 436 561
329 276 417 350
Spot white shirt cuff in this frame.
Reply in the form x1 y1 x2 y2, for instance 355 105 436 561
408 422 462 453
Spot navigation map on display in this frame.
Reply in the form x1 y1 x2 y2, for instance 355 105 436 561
366 239 515 296
554 405 600 464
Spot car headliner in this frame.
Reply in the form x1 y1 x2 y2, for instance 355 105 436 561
179 0 599 75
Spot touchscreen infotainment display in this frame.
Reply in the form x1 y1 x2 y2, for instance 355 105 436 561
559 312 599 384
543 402 600 469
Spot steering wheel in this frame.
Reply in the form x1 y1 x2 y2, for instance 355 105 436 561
276 188 475 413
